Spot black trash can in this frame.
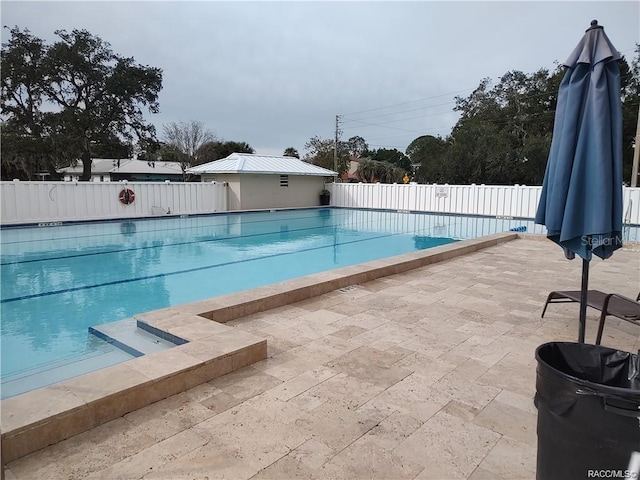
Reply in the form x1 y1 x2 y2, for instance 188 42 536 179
535 342 640 480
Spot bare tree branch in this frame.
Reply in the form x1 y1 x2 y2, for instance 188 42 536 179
162 120 216 161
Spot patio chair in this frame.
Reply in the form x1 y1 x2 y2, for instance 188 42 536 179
594 293 640 345
541 290 640 345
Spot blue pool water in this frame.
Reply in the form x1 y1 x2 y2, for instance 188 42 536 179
0 208 560 394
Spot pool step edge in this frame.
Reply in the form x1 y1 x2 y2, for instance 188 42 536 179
88 318 184 358
0 325 267 464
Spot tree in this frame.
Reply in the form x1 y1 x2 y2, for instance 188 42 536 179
162 120 216 172
346 136 368 158
156 142 188 164
355 157 404 183
303 135 349 174
89 135 132 159
369 148 411 173
406 135 449 183
0 123 53 180
1 27 163 181
194 140 254 165
283 147 299 158
620 46 640 184
427 67 565 185
1 28 55 179
355 158 376 183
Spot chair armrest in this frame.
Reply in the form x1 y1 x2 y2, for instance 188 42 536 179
596 293 640 345
602 293 640 318
604 293 639 305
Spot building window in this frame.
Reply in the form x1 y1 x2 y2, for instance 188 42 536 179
280 175 289 187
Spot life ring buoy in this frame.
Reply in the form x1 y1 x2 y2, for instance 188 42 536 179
119 188 135 205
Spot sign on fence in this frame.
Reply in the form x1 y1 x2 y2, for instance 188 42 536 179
435 187 449 199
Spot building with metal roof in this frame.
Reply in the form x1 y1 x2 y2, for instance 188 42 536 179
187 153 337 210
187 153 337 176
59 159 183 182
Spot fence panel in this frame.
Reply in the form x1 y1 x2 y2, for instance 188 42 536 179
0 181 228 225
328 183 640 225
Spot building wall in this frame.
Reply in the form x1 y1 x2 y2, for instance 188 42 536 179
239 174 325 210
201 173 326 210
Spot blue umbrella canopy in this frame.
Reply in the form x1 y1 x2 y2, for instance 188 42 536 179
535 20 623 261
535 20 623 343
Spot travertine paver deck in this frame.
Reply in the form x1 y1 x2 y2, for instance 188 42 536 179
4 237 639 479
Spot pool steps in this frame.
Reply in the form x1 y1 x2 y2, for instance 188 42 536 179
88 318 181 357
1 320 181 400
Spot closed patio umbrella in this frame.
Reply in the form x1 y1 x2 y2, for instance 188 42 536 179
535 20 623 343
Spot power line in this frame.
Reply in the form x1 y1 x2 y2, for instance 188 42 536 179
341 86 562 133
341 45 637 125
362 127 454 143
342 109 459 131
340 117 426 134
341 100 458 124
362 99 640 152
340 87 475 117
336 56 640 152
343 67 637 132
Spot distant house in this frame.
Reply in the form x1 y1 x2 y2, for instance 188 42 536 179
187 153 337 210
342 157 361 182
59 159 184 182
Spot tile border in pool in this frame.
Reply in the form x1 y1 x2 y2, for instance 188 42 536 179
0 232 517 463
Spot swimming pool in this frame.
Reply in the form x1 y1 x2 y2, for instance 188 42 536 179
0 208 558 396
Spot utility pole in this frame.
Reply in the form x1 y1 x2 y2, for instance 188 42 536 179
334 115 340 175
631 103 640 187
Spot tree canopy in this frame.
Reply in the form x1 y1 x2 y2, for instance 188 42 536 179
1 27 163 180
405 51 639 185
194 140 254 165
620 45 640 184
368 148 411 174
162 120 216 173
302 135 349 174
406 135 449 183
283 147 299 158
346 135 368 158
355 157 405 184
414 68 564 185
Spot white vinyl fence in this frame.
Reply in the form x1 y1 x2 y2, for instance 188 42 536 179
328 183 640 226
2 181 639 227
0 181 228 225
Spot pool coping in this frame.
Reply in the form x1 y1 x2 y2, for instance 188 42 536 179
0 232 517 463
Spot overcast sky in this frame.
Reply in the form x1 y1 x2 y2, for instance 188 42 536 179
2 1 639 157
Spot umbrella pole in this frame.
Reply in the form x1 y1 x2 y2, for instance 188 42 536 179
578 257 589 343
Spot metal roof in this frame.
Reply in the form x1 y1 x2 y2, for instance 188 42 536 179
186 153 337 176
113 160 182 175
59 159 183 175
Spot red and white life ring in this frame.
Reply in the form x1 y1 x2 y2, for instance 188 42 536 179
119 188 135 205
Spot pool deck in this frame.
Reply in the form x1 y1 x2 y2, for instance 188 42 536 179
3 235 640 479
